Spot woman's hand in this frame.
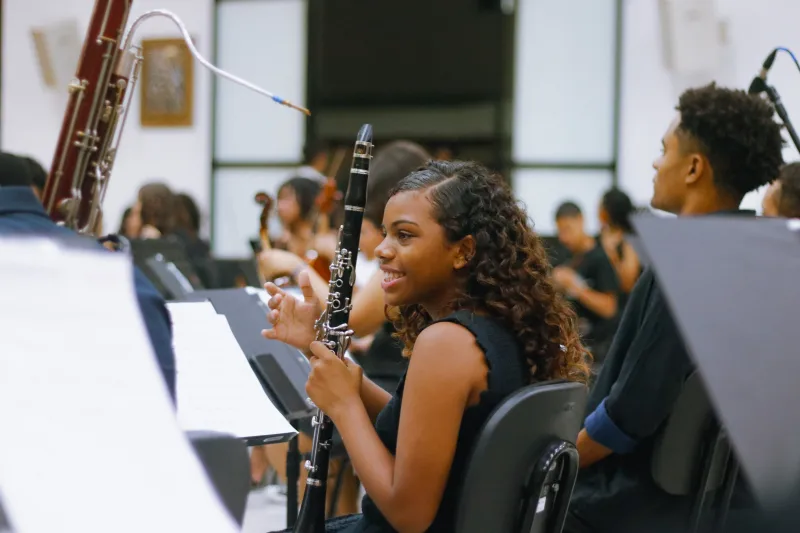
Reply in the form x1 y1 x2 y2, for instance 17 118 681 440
257 248 305 280
306 341 364 421
261 270 322 351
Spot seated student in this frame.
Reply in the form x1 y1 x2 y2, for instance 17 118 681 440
564 83 784 533
263 160 591 533
553 202 620 364
762 162 800 218
253 141 431 511
0 152 177 402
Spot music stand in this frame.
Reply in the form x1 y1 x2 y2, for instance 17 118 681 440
631 214 800 511
129 237 204 298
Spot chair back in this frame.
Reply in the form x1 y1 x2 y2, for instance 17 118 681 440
187 430 251 526
457 380 587 533
651 371 730 496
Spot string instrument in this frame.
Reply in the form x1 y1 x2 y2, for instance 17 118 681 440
255 191 274 253
253 191 295 288
292 124 373 533
42 0 309 235
304 176 340 281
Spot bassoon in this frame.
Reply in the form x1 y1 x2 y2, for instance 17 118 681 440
293 124 373 533
42 0 309 235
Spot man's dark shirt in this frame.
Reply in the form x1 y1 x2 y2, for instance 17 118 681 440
567 210 755 533
0 187 176 401
567 241 620 361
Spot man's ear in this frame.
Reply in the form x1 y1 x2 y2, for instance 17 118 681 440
453 235 476 270
685 153 706 185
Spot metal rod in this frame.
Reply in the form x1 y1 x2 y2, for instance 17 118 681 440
120 9 311 116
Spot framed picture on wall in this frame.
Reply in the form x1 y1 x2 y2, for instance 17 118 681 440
139 38 194 127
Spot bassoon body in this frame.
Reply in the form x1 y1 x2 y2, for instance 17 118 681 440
42 0 134 233
42 0 309 236
293 124 373 533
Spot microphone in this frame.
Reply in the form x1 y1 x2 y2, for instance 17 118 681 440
749 48 778 94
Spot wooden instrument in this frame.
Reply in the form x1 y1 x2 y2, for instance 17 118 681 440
42 0 309 236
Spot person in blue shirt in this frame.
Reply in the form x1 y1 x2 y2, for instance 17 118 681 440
563 84 784 533
0 152 176 402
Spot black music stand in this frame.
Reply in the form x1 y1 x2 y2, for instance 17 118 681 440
632 214 800 513
212 258 261 289
129 237 205 298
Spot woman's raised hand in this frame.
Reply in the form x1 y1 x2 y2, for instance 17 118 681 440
261 270 322 352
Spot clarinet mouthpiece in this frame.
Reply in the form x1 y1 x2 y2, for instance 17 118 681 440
357 124 373 143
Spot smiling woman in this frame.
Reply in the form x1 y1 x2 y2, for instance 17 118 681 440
264 160 590 533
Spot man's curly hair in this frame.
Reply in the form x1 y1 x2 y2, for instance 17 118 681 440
676 83 784 198
386 160 591 385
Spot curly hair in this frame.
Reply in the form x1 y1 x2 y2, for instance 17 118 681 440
386 160 591 385
676 83 784 198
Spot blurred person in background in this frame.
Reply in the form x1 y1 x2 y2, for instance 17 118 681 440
128 182 176 239
553 201 620 366
598 188 644 296
762 162 800 218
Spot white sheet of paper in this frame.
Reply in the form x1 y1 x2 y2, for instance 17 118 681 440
0 239 240 533
167 301 296 442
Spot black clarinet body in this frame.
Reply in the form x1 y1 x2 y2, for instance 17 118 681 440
293 124 373 533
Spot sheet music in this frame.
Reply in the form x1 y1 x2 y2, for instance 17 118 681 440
167 301 296 442
0 239 239 533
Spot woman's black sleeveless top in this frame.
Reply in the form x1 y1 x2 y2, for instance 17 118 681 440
354 311 527 533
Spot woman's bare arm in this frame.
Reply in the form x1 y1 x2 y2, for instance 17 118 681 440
332 322 484 533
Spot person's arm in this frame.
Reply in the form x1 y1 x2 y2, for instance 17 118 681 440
360 375 393 422
577 279 692 468
260 249 387 338
571 284 617 318
132 268 176 403
574 252 620 318
332 322 483 533
608 240 641 293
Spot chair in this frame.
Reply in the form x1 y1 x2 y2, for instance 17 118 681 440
187 430 251 527
457 380 588 533
651 371 740 533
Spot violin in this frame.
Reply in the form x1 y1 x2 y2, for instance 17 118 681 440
253 191 293 288
255 191 273 253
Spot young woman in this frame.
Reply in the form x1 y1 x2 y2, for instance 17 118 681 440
263 160 591 533
273 176 323 258
128 182 175 239
598 188 645 296
253 141 431 512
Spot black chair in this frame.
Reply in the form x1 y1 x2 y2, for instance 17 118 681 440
187 430 251 527
650 371 740 533
457 380 588 533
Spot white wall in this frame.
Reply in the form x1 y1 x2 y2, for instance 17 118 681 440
618 0 800 213
1 0 214 235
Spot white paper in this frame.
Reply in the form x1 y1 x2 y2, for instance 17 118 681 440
0 239 240 533
167 301 296 442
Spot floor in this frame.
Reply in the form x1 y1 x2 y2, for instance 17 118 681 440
242 485 290 533
242 483 366 533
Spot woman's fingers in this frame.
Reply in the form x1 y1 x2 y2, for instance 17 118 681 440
267 293 283 310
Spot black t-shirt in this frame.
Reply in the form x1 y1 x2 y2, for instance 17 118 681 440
566 242 620 357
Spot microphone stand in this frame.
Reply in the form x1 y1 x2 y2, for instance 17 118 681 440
752 77 800 153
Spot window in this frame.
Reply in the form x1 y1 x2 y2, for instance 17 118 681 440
212 0 308 253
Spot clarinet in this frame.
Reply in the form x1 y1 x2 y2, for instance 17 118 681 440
293 124 373 533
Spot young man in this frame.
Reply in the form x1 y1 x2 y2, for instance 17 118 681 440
0 152 177 402
762 162 800 218
564 83 784 533
553 202 620 364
